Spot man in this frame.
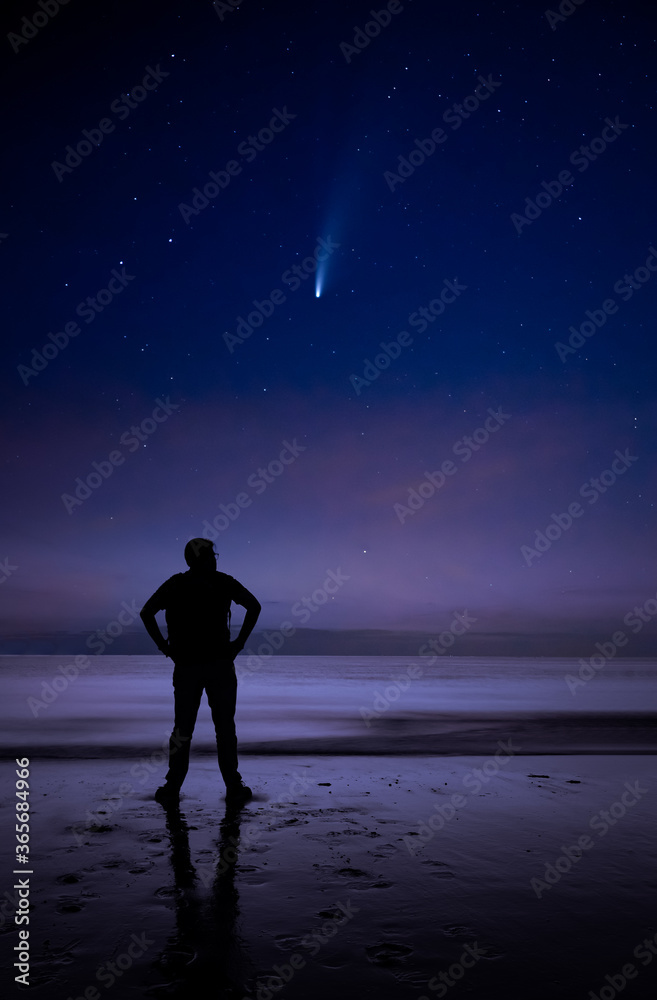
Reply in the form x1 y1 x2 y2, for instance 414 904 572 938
140 538 261 807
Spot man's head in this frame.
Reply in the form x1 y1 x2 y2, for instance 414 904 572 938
184 538 217 572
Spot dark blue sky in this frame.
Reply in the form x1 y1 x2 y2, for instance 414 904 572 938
2 0 656 649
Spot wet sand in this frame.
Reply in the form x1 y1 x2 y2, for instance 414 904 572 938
2 754 656 999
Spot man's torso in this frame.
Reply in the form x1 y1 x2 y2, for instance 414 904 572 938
153 570 244 662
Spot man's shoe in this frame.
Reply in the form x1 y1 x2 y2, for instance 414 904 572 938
154 784 180 807
225 781 252 803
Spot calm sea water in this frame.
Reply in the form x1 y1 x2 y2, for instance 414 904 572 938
2 655 657 756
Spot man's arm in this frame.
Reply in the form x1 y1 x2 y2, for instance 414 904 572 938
140 593 171 657
230 587 261 657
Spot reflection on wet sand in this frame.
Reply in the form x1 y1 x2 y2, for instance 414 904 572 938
150 799 252 997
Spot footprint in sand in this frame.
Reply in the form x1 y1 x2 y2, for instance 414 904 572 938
368 843 399 859
440 927 505 959
237 865 268 885
479 945 505 960
336 866 392 889
127 863 153 874
55 898 85 914
154 886 182 898
273 933 304 950
442 923 474 937
365 942 414 965
55 873 82 885
420 860 456 879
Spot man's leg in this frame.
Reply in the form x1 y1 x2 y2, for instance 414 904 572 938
165 665 204 791
204 663 241 788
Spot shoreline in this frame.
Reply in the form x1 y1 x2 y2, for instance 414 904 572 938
3 708 657 760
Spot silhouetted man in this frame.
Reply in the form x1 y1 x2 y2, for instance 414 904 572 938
140 538 261 807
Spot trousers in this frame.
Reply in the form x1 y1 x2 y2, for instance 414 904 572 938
165 660 241 790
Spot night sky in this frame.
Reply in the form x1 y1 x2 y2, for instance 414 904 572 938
2 0 656 651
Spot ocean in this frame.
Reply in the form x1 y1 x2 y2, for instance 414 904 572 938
2 654 657 758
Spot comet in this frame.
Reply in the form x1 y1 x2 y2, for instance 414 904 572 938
315 261 326 298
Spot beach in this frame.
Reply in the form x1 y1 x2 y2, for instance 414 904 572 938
3 754 656 999
2 655 657 998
